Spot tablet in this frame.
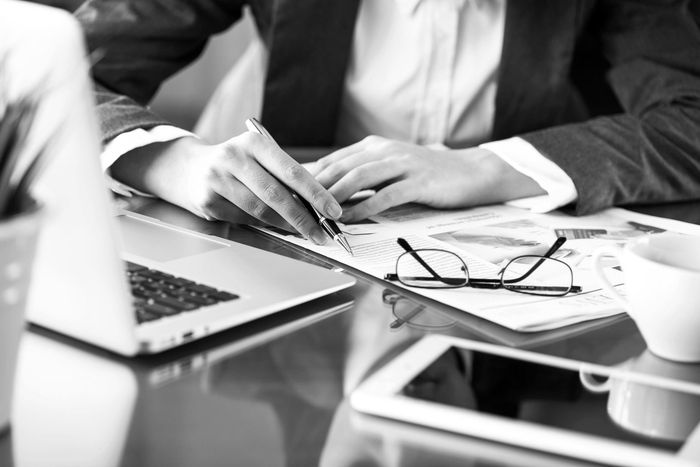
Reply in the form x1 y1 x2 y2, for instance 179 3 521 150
350 335 700 467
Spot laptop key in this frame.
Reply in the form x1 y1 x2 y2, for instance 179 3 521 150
143 302 180 316
173 292 217 306
161 276 195 287
136 308 161 323
141 270 174 281
188 284 218 295
152 295 199 311
129 275 148 285
133 287 160 300
141 280 164 291
208 291 239 302
126 262 147 273
143 280 181 294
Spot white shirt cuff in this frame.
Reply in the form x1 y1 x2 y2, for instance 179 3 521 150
480 137 578 213
101 125 196 197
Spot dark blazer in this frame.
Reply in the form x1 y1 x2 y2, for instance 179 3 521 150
76 0 700 215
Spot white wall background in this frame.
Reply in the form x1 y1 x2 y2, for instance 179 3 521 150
150 12 255 131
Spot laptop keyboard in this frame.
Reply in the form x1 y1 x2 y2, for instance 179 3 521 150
126 262 239 324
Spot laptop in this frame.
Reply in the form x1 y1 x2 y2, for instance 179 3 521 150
25 80 355 356
13 294 353 466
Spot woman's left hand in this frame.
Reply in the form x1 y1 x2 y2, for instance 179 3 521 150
312 136 544 222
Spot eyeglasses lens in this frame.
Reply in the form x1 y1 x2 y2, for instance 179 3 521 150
396 250 468 288
501 256 572 296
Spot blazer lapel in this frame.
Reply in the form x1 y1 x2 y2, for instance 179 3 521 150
262 0 360 146
493 0 579 140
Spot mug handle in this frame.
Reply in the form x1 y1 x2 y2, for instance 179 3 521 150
579 368 612 393
591 246 628 309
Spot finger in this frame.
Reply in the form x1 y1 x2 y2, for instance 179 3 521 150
313 137 375 173
199 192 265 225
211 176 293 230
315 150 392 188
230 156 329 244
245 133 343 221
328 160 404 203
341 180 416 223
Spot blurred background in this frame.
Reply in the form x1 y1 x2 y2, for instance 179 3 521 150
26 0 255 131
23 0 700 133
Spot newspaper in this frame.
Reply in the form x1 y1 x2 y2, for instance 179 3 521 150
257 204 700 332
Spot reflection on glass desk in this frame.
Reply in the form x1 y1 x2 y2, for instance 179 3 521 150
2 197 700 467
10 293 353 467
388 341 700 467
580 351 700 444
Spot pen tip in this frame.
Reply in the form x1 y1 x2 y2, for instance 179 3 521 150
337 236 354 256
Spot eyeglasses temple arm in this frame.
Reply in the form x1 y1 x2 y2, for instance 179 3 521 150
543 236 567 258
384 274 502 288
501 236 567 283
396 237 444 282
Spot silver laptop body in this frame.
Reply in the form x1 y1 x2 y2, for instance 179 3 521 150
26 89 354 356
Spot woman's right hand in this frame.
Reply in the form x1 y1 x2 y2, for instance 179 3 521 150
110 132 342 245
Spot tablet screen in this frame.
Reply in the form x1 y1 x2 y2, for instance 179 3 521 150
400 347 700 453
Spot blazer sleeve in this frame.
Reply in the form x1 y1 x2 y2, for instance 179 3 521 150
520 0 700 215
75 0 248 143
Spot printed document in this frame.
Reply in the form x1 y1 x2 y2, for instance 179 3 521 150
256 204 700 332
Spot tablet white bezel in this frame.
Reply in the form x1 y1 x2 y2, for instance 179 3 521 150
350 335 700 467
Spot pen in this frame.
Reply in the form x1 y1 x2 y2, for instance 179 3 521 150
245 118 354 256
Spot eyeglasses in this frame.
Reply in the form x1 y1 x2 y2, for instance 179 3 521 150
384 237 581 296
382 289 456 330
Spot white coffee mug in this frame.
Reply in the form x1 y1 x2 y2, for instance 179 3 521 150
593 233 700 362
580 351 700 442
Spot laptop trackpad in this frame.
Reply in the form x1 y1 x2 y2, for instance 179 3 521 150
118 215 228 263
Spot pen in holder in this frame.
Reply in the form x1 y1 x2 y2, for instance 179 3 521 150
0 96 49 434
0 199 43 433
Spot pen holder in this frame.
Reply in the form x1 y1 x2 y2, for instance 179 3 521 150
0 201 43 434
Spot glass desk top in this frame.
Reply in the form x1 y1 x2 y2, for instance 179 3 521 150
3 197 700 467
